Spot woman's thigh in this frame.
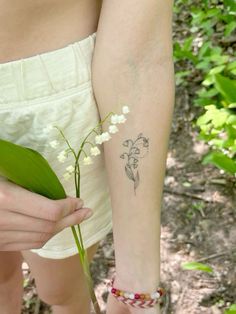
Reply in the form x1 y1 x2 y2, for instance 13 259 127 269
21 241 100 306
0 251 23 283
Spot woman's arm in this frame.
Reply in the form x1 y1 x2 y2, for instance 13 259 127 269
92 0 174 310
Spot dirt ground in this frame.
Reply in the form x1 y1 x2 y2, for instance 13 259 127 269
22 83 236 313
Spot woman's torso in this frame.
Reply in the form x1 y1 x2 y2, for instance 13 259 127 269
0 0 102 63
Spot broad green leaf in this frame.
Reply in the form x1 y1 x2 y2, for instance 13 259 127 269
198 88 219 98
202 75 215 86
196 61 211 71
202 151 236 174
225 304 236 314
197 105 229 128
228 103 236 108
224 0 236 11
214 74 236 103
224 21 236 36
183 36 194 51
206 8 221 18
210 54 229 65
181 262 213 273
230 69 236 75
209 65 225 75
199 42 212 58
226 61 236 71
0 138 66 200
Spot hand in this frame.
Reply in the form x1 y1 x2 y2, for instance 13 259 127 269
0 180 93 251
106 290 161 314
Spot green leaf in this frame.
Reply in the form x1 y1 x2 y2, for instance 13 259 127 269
199 42 212 58
228 103 236 108
181 262 213 273
202 75 215 86
197 105 230 128
226 61 236 71
210 54 229 65
196 61 211 71
224 0 236 11
0 138 66 200
202 151 236 174
224 21 236 36
214 74 236 103
197 87 219 98
209 65 225 75
225 304 236 314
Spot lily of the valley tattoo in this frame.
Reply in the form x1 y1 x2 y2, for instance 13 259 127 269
120 133 149 195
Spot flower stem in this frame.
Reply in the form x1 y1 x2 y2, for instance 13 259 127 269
73 158 101 313
56 119 118 314
70 225 101 313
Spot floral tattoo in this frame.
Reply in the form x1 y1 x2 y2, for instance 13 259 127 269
120 133 149 195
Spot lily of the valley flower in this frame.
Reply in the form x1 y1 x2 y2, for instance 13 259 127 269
49 140 59 149
66 165 75 173
95 132 111 145
63 172 72 181
94 135 103 145
90 146 101 156
122 105 130 114
57 150 67 163
63 165 75 181
83 156 93 165
108 125 119 134
101 132 111 142
110 114 127 124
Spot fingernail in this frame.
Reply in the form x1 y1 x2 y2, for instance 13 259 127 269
76 199 84 208
83 209 93 220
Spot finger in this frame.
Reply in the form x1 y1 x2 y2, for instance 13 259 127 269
0 208 93 245
1 181 84 221
0 210 56 233
1 242 44 251
52 196 85 220
0 230 51 245
55 208 94 233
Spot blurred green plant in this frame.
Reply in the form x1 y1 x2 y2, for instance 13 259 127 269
173 0 236 178
181 261 213 273
225 304 236 314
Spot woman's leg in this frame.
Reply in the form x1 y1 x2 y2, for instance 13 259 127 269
0 251 23 314
21 241 100 314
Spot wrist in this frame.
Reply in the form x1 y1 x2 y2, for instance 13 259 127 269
114 269 160 292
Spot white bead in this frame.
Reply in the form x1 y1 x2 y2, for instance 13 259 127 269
151 292 160 299
156 292 161 298
124 292 130 298
129 293 135 299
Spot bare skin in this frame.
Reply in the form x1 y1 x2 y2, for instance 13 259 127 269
0 0 102 63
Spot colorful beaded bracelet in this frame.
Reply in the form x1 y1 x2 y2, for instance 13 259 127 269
106 277 165 309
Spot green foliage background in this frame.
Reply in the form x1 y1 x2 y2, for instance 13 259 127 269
173 0 236 180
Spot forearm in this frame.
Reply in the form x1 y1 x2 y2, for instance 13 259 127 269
92 53 175 291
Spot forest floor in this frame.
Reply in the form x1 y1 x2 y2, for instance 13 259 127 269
22 84 236 314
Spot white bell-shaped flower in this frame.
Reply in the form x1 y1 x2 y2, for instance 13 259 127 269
90 146 101 156
83 156 93 165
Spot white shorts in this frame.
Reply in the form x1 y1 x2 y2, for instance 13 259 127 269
0 32 113 259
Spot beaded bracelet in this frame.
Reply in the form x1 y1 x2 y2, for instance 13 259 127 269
106 276 165 309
